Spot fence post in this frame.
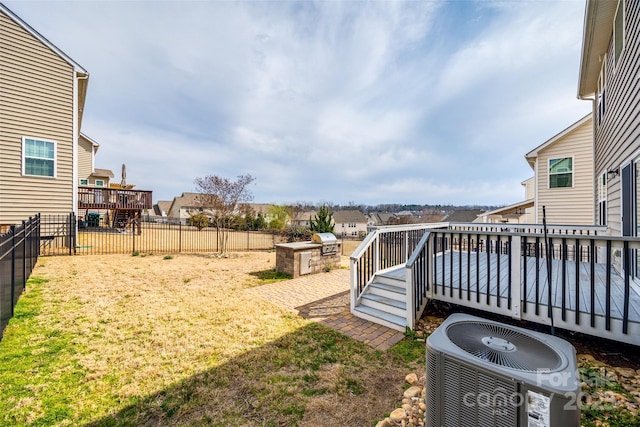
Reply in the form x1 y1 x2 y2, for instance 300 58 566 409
510 235 522 320
179 221 182 253
133 218 136 254
36 214 41 257
10 225 16 316
68 213 72 256
22 220 26 290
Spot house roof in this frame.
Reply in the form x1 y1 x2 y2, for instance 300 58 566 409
171 192 201 209
479 199 534 217
80 132 99 148
524 113 592 167
92 168 114 178
154 201 172 216
443 209 485 223
372 213 395 225
0 3 90 123
332 210 367 224
293 210 318 222
578 0 618 97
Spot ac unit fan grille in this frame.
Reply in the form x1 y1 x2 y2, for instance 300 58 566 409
446 321 563 372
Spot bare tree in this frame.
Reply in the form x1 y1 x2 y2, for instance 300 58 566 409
194 174 255 253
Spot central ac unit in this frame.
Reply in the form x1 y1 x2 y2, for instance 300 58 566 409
426 313 580 427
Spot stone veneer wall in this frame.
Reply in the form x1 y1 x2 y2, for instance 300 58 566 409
275 242 341 278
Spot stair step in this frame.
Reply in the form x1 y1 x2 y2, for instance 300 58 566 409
360 294 406 317
362 293 406 309
369 282 406 300
374 273 406 287
377 267 406 281
353 305 406 330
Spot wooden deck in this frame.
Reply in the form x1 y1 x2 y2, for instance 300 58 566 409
352 223 640 345
426 251 640 322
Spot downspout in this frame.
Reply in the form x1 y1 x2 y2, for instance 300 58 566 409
73 71 89 243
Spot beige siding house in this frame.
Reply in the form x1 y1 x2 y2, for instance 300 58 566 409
578 0 640 237
0 4 89 226
78 133 98 183
525 114 594 225
333 210 368 237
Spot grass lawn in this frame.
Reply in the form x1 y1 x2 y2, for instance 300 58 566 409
0 252 422 426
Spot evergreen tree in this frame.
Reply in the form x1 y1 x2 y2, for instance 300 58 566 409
309 205 335 233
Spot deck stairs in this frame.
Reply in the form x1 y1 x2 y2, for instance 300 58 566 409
353 266 407 332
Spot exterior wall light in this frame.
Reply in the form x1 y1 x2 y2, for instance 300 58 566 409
607 168 620 180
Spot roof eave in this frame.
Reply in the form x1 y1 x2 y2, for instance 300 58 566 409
524 113 592 160
577 0 616 98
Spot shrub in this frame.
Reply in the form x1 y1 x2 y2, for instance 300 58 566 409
188 213 211 231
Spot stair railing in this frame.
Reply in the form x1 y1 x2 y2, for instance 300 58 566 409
405 231 433 330
350 223 446 311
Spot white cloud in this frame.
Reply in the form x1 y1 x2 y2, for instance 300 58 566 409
4 0 591 206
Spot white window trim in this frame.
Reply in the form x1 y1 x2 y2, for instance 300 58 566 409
95 179 105 187
548 156 574 189
22 136 57 178
79 179 88 186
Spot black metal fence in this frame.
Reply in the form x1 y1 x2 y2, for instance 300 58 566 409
39 214 288 256
0 215 40 340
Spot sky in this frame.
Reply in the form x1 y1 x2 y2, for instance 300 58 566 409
4 0 592 207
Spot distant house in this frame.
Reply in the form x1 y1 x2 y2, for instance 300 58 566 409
578 0 639 237
168 193 211 224
442 209 485 223
0 3 90 227
153 201 172 218
368 212 395 227
167 193 264 225
291 210 318 228
479 115 593 225
476 199 534 224
333 210 368 237
524 114 594 225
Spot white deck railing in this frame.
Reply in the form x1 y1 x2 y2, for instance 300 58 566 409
352 222 640 346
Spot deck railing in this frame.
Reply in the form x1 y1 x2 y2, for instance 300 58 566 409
78 186 153 210
354 222 640 345
349 223 446 310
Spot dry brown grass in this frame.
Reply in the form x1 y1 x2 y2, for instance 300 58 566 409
0 252 419 426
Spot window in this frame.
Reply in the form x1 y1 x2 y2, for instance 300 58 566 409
598 173 607 225
95 180 105 187
79 179 88 186
549 157 573 188
22 137 56 177
614 0 625 66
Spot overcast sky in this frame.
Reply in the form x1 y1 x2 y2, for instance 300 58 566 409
5 0 591 206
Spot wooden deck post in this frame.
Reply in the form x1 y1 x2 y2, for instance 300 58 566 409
510 235 522 319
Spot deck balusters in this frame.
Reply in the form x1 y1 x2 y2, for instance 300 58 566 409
606 240 612 331
590 239 596 328
623 241 630 334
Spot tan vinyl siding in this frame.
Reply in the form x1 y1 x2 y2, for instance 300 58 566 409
594 1 640 235
0 10 75 225
78 135 93 180
523 177 535 200
536 119 594 225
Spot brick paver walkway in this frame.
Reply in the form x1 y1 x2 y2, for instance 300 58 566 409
248 269 404 350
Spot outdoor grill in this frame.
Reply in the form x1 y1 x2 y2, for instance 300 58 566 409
312 232 339 255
